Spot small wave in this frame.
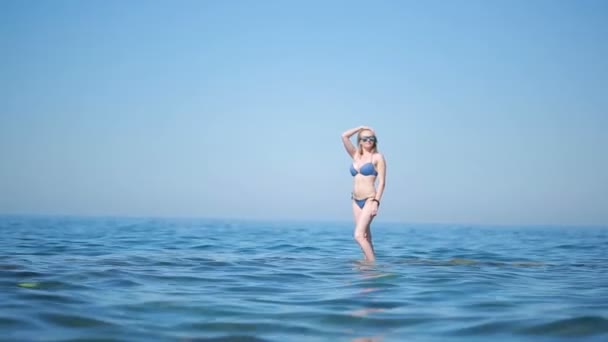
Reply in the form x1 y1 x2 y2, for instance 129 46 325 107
0 263 24 271
0 316 24 328
16 280 71 290
178 336 273 342
321 313 428 328
190 244 215 250
450 319 523 335
520 316 608 337
174 321 316 337
37 312 117 328
17 291 87 305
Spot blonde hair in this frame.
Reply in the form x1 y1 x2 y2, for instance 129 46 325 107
356 129 378 157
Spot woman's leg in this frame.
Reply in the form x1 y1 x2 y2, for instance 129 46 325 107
352 199 362 225
366 223 374 254
352 200 376 262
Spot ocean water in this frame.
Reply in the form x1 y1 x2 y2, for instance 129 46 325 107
1 216 607 342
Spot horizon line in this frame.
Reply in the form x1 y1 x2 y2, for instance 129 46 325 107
0 212 606 229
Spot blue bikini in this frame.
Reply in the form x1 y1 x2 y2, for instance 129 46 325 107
350 155 378 209
350 162 377 177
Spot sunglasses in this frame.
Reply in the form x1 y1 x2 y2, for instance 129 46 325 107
360 136 377 143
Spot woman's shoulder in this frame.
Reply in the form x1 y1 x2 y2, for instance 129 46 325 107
372 152 385 162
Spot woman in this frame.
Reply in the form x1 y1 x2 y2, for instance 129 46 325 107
341 126 386 262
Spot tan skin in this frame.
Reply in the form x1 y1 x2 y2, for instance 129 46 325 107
341 126 386 262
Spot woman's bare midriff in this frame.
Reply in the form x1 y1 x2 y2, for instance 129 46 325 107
352 176 376 200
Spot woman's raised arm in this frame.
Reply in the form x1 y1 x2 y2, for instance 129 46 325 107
341 126 371 157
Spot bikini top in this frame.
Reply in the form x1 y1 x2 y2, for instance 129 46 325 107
350 154 378 176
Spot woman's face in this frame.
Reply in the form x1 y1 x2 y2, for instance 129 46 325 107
359 130 377 147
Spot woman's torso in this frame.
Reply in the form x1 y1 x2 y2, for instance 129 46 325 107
350 153 377 199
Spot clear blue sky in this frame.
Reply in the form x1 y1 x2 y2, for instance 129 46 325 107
1 0 607 226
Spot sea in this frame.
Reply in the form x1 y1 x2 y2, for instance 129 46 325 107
1 216 607 342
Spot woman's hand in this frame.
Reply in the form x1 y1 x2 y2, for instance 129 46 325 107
359 125 374 134
370 201 379 217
